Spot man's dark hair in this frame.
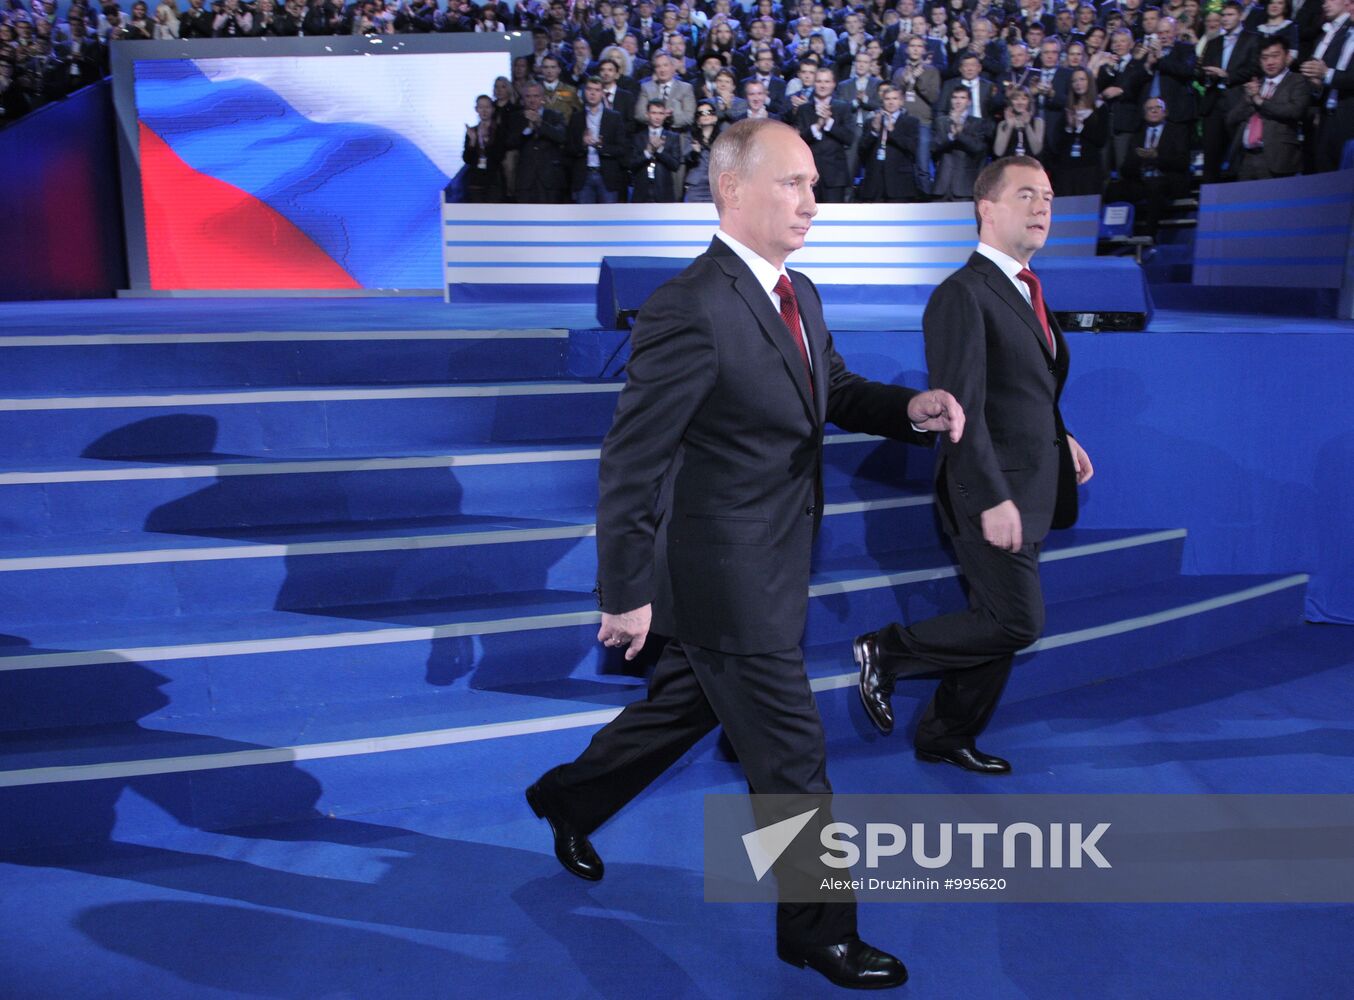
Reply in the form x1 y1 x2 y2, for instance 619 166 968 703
647 98 669 110
972 154 1044 230
1221 0 1243 10
1257 34 1288 54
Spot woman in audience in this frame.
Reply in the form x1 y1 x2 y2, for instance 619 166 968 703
683 100 723 202
710 68 746 123
944 19 973 80
491 75 519 199
153 0 179 38
1256 0 1298 60
461 93 503 203
1048 67 1108 196
993 85 1044 159
125 1 154 39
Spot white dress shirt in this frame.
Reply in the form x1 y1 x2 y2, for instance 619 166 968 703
714 229 812 372
976 241 1055 356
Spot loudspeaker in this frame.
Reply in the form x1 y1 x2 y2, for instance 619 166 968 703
1038 257 1154 332
597 256 691 329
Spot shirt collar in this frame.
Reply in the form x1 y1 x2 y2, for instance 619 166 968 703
715 230 789 299
976 242 1030 281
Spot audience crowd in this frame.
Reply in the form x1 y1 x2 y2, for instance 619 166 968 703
3 0 1352 225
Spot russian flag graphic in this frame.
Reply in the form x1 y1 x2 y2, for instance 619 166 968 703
133 55 485 290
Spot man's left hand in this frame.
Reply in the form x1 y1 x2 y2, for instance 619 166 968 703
908 389 965 442
1068 434 1094 484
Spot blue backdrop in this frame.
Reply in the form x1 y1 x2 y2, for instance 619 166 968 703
1057 332 1353 625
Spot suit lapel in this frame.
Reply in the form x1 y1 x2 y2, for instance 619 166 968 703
969 252 1054 360
710 240 817 420
791 270 829 421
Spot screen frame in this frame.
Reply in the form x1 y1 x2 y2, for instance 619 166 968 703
111 33 532 294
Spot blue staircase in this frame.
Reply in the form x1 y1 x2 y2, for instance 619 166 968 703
0 323 1308 853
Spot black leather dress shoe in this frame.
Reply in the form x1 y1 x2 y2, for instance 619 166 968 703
854 633 894 736
526 779 604 881
914 745 1011 774
778 936 908 990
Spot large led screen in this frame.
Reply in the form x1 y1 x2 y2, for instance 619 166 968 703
116 42 516 292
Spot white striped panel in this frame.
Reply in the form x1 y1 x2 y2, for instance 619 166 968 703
0 432 881 487
0 495 923 573
0 330 570 348
444 246 975 265
445 264 963 286
0 574 1307 787
0 527 1176 670
0 382 623 412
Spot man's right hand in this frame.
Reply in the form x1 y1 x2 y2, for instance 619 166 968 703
598 604 652 661
981 500 1023 551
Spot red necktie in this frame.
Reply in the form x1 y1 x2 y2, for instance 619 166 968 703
1246 79 1274 147
1016 268 1055 354
774 274 814 395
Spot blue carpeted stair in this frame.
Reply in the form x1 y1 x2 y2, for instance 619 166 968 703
0 324 1308 854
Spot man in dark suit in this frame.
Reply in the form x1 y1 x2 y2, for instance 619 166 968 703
1117 96 1193 229
1139 17 1198 126
597 56 638 123
859 85 922 201
1030 38 1072 134
1200 1 1261 180
525 118 963 990
742 45 789 115
1097 28 1152 170
569 77 632 202
630 98 683 200
795 67 859 202
939 53 1005 123
503 82 569 203
932 88 996 200
855 155 1093 774
1300 0 1354 170
1228 35 1312 178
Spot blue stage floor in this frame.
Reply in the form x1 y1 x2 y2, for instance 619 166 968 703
2 296 1352 336
1 291 1351 998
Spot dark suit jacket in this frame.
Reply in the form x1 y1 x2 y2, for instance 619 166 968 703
1224 71 1312 175
503 107 569 198
932 114 995 200
1200 30 1261 115
794 100 858 188
1120 120 1192 181
1097 56 1150 133
1149 42 1199 123
740 73 788 114
923 252 1076 545
568 107 631 193
939 77 1005 119
859 112 921 201
629 128 682 201
595 238 928 654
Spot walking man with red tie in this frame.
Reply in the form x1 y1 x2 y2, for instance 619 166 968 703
525 119 964 990
855 156 1095 775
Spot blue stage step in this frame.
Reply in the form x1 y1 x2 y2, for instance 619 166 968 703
0 514 1180 627
0 331 572 393
0 382 627 461
0 434 930 538
0 527 1187 729
0 571 1306 852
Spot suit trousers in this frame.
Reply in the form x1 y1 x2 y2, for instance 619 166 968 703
552 638 856 950
872 537 1044 750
